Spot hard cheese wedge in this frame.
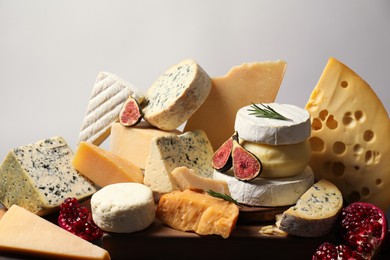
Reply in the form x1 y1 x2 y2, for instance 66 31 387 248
0 205 110 260
77 71 143 146
110 121 180 169
184 60 286 150
73 142 144 187
144 130 214 194
156 189 239 238
305 57 390 211
0 136 97 216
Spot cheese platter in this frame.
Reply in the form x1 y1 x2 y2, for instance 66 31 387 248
0 58 389 259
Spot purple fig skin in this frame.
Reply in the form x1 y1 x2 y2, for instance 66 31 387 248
119 97 143 126
212 137 233 172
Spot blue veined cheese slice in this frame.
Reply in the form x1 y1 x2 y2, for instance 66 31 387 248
142 59 212 130
144 130 214 194
77 71 143 146
234 103 311 145
279 179 343 237
0 136 98 216
213 166 314 207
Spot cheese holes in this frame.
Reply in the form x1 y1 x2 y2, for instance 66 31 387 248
363 130 374 142
326 115 338 130
376 178 383 186
361 187 370 197
309 137 325 152
354 110 364 121
342 112 354 127
353 144 363 155
340 81 348 88
312 118 322 131
365 150 380 165
333 141 346 155
319 110 328 121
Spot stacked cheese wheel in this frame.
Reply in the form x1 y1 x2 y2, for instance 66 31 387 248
214 103 314 207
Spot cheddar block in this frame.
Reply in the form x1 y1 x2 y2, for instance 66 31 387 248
77 71 143 146
305 58 390 211
72 142 143 187
170 166 230 195
156 190 239 238
110 121 181 169
184 60 286 150
142 59 212 130
0 205 110 260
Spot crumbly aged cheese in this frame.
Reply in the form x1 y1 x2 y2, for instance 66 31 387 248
213 166 314 207
170 166 230 195
235 103 311 145
142 59 211 130
305 58 390 211
0 137 97 216
240 139 311 178
72 142 143 187
91 183 155 233
0 205 110 260
144 130 214 194
156 189 239 238
110 121 181 169
279 179 343 237
77 71 143 146
184 60 286 150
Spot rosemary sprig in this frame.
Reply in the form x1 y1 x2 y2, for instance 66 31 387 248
206 190 238 205
248 103 292 121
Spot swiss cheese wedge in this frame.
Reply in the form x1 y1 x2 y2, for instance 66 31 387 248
305 58 390 211
0 205 110 259
184 61 286 150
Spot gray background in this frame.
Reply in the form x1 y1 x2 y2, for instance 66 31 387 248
0 1 389 160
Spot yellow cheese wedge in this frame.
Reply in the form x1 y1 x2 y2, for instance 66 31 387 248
110 121 180 169
0 205 110 260
72 142 144 187
170 166 230 195
156 189 239 238
305 58 390 211
184 60 286 150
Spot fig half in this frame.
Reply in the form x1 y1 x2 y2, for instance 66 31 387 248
119 96 143 126
231 133 262 181
212 134 234 172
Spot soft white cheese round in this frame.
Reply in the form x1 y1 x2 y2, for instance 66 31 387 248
234 103 311 145
213 166 314 207
241 139 311 178
91 183 155 233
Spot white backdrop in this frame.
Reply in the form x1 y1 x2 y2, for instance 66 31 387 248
0 0 389 160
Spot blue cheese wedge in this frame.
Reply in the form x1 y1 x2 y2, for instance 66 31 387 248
279 179 343 237
77 71 143 146
142 59 212 130
213 166 314 207
0 136 97 216
144 130 214 194
234 103 311 145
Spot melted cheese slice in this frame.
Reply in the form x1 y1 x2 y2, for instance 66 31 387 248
0 205 110 259
73 142 144 187
184 60 286 150
305 57 390 211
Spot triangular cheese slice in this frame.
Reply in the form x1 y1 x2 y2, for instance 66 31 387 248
0 205 110 259
184 60 286 150
305 57 390 211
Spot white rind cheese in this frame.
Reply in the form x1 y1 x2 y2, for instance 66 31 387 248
213 166 314 207
142 59 212 130
91 183 155 233
77 71 143 146
0 136 97 216
234 103 311 145
144 130 214 194
279 179 343 237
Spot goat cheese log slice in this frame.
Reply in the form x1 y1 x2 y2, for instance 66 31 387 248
144 130 214 194
0 205 111 260
213 166 314 207
0 137 97 216
156 189 239 238
279 179 343 237
235 103 311 145
142 59 212 130
305 57 390 212
91 183 155 233
77 71 143 146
